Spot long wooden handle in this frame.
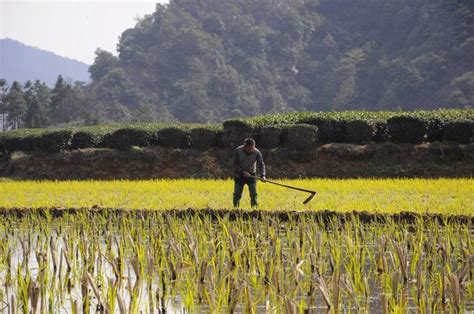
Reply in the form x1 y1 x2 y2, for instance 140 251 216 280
252 176 317 194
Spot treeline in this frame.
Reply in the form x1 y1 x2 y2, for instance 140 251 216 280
0 77 94 130
0 76 162 131
1 109 472 157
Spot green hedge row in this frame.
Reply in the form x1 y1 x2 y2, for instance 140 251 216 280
0 109 472 156
0 123 225 155
225 109 474 146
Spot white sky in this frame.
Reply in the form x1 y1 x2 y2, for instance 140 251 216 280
0 0 168 64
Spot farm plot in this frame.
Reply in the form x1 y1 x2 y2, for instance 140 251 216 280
0 211 472 313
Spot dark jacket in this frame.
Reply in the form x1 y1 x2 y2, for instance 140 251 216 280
233 145 266 178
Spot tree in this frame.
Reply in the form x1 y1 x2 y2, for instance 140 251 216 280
0 79 8 131
50 75 74 124
88 49 119 81
24 81 51 128
3 81 27 129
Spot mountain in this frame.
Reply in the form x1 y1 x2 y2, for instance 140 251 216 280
88 0 474 123
0 38 90 86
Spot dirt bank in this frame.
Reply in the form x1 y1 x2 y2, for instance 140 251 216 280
1 207 472 224
0 142 473 179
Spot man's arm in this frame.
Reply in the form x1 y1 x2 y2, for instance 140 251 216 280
257 150 266 179
233 148 243 175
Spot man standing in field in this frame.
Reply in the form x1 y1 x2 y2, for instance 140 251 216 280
233 138 266 208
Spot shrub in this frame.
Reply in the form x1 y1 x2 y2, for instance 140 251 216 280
3 134 36 154
387 116 427 144
70 131 104 149
190 127 221 149
426 118 444 142
256 125 284 149
3 136 23 154
215 130 225 148
282 124 319 150
156 127 191 148
97 133 115 148
298 117 345 143
222 119 254 129
372 122 389 142
344 120 376 144
33 130 74 154
443 120 473 144
0 136 5 157
109 128 152 151
221 119 255 148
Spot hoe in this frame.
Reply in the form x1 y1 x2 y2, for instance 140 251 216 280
252 176 317 204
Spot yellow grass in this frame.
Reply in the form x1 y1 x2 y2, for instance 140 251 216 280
0 178 472 215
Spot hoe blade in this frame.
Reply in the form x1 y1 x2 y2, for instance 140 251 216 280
303 192 317 204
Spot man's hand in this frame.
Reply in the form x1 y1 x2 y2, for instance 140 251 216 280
261 176 266 182
242 171 251 178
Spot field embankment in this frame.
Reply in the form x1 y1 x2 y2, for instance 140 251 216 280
0 142 473 179
1 109 473 179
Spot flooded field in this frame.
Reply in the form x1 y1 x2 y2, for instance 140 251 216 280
0 210 472 313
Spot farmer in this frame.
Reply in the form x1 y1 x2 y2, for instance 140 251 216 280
233 138 266 208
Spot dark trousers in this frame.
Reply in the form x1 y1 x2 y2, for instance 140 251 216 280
233 176 258 207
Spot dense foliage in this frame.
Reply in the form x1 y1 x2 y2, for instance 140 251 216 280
87 0 474 122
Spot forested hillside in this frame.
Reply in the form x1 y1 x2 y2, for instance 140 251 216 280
88 0 474 123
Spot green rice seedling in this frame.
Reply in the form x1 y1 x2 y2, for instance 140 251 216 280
328 240 342 312
391 240 409 283
437 242 449 308
448 272 462 313
342 274 358 311
30 280 40 313
86 272 104 312
146 250 155 313
5 248 12 286
243 282 256 314
0 288 5 312
81 272 90 313
128 278 142 313
116 291 127 314
106 278 117 314
317 275 332 310
16 266 31 312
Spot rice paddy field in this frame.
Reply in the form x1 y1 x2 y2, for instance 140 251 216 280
0 178 473 313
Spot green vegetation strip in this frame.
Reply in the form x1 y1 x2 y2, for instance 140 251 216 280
1 109 473 155
228 108 474 127
0 178 472 216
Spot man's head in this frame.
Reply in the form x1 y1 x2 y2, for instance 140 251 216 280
243 138 256 153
